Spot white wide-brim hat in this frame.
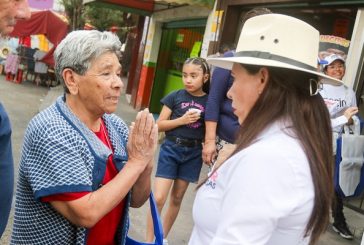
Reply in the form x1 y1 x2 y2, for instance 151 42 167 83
207 14 342 86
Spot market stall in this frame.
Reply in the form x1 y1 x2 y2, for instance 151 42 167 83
8 10 69 85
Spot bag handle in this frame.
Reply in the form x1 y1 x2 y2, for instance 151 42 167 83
125 192 163 245
150 192 163 244
344 116 360 136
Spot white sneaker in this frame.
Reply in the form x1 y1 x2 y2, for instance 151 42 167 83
163 238 169 245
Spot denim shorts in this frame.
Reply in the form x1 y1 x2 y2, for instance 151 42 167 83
156 139 203 183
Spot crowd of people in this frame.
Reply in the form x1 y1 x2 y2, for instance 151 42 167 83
0 0 362 245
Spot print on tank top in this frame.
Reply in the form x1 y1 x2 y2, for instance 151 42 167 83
323 97 347 116
181 100 205 129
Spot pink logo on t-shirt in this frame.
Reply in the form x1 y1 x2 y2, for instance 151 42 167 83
205 170 218 189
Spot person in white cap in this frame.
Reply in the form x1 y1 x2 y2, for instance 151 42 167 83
319 53 358 240
189 14 342 245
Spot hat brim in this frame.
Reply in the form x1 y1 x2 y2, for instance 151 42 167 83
208 56 342 86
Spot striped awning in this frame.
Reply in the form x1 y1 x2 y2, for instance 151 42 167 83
83 0 214 16
155 0 214 8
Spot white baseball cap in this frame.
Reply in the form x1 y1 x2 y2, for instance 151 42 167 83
322 54 345 68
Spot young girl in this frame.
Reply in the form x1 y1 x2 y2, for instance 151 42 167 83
146 57 210 244
320 53 358 240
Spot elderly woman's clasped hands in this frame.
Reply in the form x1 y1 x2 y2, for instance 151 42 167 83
128 108 158 171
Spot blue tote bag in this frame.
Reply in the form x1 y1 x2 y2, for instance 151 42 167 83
126 192 163 245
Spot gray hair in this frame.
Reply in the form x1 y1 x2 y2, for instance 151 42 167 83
54 30 122 93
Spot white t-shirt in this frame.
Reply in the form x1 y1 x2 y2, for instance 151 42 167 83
319 81 357 133
189 121 314 245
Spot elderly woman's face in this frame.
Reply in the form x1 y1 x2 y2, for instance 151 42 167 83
227 64 266 125
77 52 123 115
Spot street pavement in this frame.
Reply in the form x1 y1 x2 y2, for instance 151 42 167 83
0 75 363 244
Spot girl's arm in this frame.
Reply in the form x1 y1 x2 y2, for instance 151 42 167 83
157 105 200 132
331 106 358 128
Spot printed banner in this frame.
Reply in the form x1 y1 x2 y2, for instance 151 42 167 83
319 35 350 60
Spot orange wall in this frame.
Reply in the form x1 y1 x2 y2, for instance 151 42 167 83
135 63 156 110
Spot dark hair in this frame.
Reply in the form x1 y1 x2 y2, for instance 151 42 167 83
240 66 333 244
199 64 333 245
218 43 235 54
184 57 210 93
241 7 272 25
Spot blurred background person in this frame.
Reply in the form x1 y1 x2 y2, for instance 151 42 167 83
0 0 31 36
207 43 235 75
0 0 30 239
33 48 48 86
203 7 272 168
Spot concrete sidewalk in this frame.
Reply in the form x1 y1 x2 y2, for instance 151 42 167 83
1 76 363 244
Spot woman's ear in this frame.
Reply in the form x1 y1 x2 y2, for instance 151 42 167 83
257 67 269 93
63 68 79 95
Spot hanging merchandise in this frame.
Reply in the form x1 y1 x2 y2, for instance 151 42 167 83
37 34 50 52
335 116 364 197
19 36 31 47
10 10 69 66
8 37 19 53
30 35 39 50
0 46 10 59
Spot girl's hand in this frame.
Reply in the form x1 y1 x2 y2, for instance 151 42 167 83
344 107 358 120
179 110 200 125
127 109 158 170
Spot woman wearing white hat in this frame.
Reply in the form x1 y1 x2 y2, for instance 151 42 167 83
319 53 358 240
189 14 341 245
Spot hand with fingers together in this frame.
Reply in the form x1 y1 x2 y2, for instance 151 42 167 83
127 108 158 170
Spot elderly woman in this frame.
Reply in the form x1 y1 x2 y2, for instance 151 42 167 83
189 14 342 245
11 30 158 244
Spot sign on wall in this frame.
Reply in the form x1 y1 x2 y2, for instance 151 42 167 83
29 0 54 10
